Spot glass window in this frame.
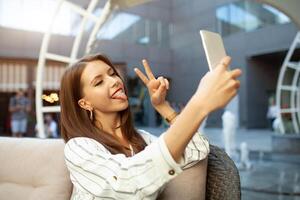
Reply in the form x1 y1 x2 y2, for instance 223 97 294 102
97 12 141 41
216 0 291 37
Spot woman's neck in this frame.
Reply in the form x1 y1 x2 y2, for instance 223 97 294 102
94 111 122 137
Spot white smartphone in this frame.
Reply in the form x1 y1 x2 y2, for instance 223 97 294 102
200 30 227 71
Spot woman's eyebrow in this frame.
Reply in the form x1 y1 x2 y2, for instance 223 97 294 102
90 68 112 85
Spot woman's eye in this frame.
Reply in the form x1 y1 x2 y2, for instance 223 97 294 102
110 71 116 76
95 81 103 86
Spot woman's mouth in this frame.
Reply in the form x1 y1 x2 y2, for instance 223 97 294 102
111 88 127 100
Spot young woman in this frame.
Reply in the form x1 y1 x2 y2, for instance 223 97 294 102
60 53 241 199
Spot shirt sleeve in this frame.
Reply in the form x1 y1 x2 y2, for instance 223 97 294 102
180 131 210 169
138 129 210 169
64 136 183 199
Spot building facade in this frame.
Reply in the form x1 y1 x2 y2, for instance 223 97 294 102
0 0 298 132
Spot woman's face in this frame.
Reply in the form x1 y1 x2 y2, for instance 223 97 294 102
80 60 128 114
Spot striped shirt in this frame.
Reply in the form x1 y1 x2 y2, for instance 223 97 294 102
64 129 210 200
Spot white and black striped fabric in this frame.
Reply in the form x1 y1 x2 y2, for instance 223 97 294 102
64 129 210 200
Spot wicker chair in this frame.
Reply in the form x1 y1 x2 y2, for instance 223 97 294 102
206 145 241 200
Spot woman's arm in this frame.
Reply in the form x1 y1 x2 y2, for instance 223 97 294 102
163 96 208 162
155 101 178 125
135 56 241 163
164 57 241 162
139 129 209 169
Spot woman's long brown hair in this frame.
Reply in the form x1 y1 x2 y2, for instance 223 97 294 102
60 53 147 156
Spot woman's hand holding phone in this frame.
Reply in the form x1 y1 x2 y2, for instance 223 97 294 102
192 56 242 114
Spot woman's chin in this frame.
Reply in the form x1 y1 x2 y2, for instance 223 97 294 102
119 101 129 110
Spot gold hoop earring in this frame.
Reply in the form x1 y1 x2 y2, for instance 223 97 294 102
89 109 93 121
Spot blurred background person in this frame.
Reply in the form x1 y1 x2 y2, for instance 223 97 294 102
267 97 279 131
9 89 31 137
44 114 58 138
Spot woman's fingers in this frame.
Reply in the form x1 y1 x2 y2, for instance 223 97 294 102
156 76 169 90
135 60 170 95
228 79 240 90
134 68 149 85
151 78 166 105
235 80 240 89
230 68 242 79
158 76 166 88
216 56 231 71
221 56 231 68
134 59 157 85
164 78 169 90
142 59 156 80
157 77 167 94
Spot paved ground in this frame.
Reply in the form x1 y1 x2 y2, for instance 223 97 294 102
137 127 273 152
137 126 300 200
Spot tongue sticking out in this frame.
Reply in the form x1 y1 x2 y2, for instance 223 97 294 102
112 90 127 100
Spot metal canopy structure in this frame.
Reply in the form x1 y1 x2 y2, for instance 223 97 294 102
256 0 300 134
256 0 300 29
275 32 300 134
35 0 151 135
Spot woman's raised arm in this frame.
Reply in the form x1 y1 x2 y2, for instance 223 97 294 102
136 56 241 162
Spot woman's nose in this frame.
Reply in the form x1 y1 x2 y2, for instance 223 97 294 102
109 76 120 88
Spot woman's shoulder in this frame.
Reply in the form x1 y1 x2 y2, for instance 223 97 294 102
136 129 158 144
64 137 110 155
66 136 98 145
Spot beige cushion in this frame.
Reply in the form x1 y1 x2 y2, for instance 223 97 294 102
0 137 72 200
158 159 207 200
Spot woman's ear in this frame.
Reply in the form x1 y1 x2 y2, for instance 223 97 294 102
78 98 91 110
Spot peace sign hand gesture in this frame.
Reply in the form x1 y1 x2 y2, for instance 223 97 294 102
134 59 170 107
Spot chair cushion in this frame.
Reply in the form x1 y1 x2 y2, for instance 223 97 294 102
0 137 72 200
157 159 207 200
